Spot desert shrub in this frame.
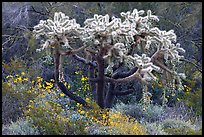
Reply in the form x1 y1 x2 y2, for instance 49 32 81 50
2 118 40 135
2 82 23 124
21 76 89 135
2 68 92 135
175 70 202 116
85 110 147 135
164 127 202 135
143 117 202 135
144 122 168 135
71 99 146 135
160 118 201 135
2 73 40 124
186 128 202 135
2 56 43 81
70 70 91 99
161 118 195 130
114 102 165 123
108 110 146 135
2 58 26 80
161 102 201 124
24 93 88 135
144 119 202 135
180 87 202 116
24 101 87 135
2 94 23 125
86 126 115 135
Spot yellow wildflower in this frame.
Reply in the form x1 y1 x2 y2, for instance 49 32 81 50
81 75 88 82
67 83 71 89
80 110 85 114
75 71 79 75
81 77 86 81
29 100 33 103
38 83 42 88
152 85 154 88
87 85 90 90
60 93 65 97
17 77 23 82
37 77 43 82
46 81 52 86
21 72 25 75
50 79 55 82
45 84 53 89
45 82 53 89
102 114 106 119
6 75 13 79
64 82 67 86
47 89 51 93
76 103 80 107
23 78 28 81
85 98 90 102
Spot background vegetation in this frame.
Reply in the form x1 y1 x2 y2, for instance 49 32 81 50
2 2 202 135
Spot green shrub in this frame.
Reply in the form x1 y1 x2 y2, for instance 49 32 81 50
144 122 168 135
2 86 23 125
2 118 40 135
164 127 202 135
24 98 88 135
161 118 201 135
21 77 89 135
144 117 202 135
114 102 165 122
72 100 146 135
2 73 42 124
86 125 119 135
181 87 202 116
161 118 195 130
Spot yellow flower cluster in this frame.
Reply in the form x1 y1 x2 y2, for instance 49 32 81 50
45 81 53 89
5 70 146 135
60 93 65 97
184 84 192 92
75 100 146 135
6 72 29 84
108 111 146 135
24 99 71 135
64 82 71 89
81 75 88 82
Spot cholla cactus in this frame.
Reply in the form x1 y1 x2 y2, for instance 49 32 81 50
104 43 128 75
125 54 161 81
33 8 186 109
33 12 82 52
147 27 185 60
81 14 123 46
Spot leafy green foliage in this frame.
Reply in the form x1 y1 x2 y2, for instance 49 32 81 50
180 87 202 116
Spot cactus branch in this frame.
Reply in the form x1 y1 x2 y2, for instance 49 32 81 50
72 54 97 67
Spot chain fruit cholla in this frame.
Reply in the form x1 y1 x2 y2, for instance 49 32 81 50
33 9 186 108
